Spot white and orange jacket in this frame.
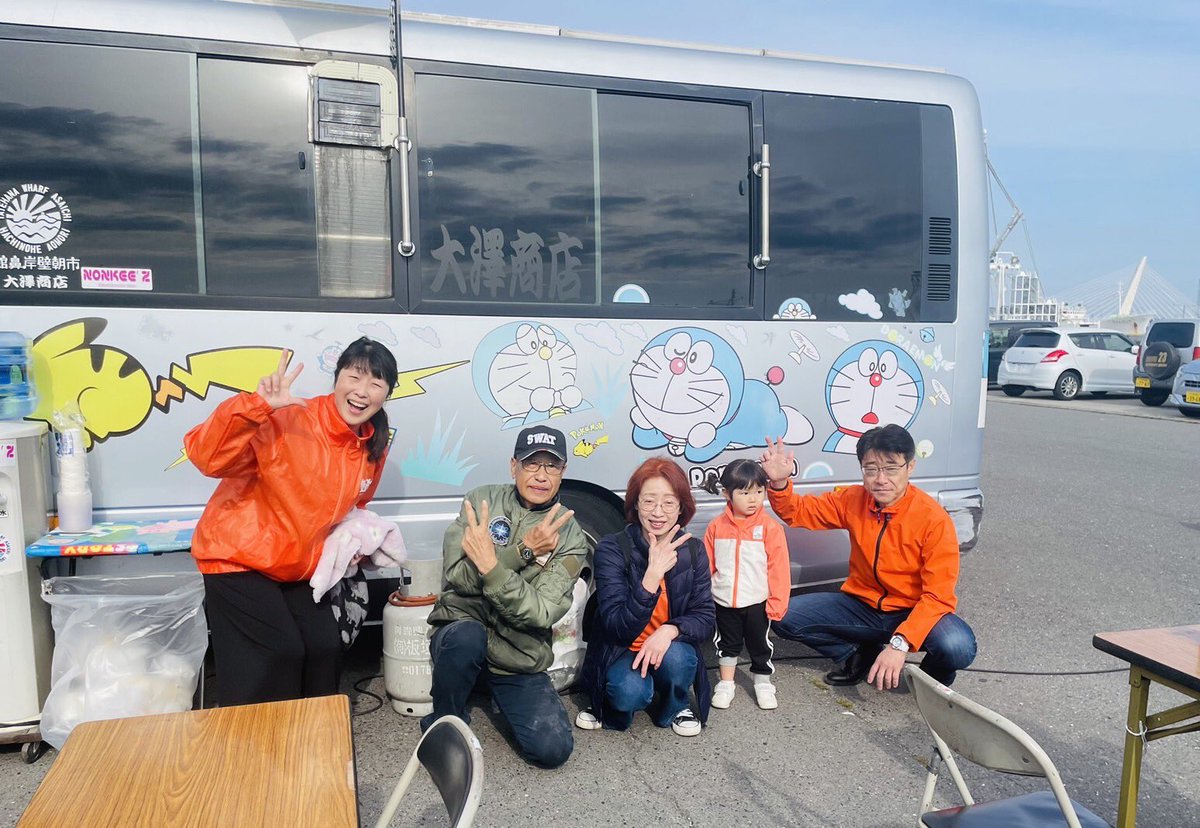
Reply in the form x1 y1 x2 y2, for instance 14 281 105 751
185 392 386 582
703 505 791 621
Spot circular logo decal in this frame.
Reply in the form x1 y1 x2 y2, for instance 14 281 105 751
488 515 512 546
0 184 73 253
0 534 11 564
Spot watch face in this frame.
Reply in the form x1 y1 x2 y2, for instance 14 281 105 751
520 547 534 563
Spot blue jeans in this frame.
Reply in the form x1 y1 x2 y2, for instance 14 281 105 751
604 643 696 729
421 620 573 768
772 591 977 685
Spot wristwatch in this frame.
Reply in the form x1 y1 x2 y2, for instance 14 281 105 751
889 634 910 653
520 546 536 564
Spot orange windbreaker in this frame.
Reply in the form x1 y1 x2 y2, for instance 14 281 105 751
703 505 791 621
767 481 958 649
185 392 385 581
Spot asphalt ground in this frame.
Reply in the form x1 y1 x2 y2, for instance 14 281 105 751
3 392 1197 826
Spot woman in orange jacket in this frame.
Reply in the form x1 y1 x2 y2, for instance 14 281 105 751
761 424 976 692
185 337 397 705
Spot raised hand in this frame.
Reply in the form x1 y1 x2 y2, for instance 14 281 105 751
519 503 576 558
759 436 794 488
257 349 305 409
631 624 679 677
461 499 498 575
642 527 691 593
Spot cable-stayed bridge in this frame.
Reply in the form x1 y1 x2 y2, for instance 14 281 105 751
1057 259 1199 321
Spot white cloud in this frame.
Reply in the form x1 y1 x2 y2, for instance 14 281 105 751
838 289 883 320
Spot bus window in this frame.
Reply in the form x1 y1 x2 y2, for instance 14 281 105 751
412 74 598 306
199 59 319 298
0 40 199 295
597 93 751 308
764 93 957 322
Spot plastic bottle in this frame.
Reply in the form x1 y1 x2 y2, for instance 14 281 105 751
0 332 37 421
55 426 93 532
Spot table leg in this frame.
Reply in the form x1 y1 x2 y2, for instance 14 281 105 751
1116 667 1150 828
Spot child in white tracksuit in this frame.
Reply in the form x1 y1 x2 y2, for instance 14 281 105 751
702 460 791 710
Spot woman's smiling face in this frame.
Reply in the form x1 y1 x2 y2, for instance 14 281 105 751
333 362 390 429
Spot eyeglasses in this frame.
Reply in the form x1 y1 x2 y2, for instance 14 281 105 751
860 464 908 479
638 496 681 513
520 459 566 476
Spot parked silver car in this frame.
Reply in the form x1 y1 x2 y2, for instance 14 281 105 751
1132 318 1200 406
1170 358 1200 418
999 327 1137 400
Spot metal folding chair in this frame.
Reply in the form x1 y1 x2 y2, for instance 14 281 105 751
904 665 1109 827
374 715 484 828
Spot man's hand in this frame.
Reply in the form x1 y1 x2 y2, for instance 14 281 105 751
759 436 794 489
631 624 679 677
519 503 576 558
641 528 691 593
867 646 907 691
461 499 498 576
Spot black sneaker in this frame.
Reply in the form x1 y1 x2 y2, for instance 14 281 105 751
670 708 701 737
823 647 877 686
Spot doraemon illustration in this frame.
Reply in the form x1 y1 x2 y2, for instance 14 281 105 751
630 327 813 463
473 321 589 429
823 340 924 454
773 298 816 320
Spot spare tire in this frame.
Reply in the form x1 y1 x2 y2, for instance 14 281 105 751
1141 341 1181 380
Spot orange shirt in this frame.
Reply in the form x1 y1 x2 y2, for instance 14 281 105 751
629 581 669 652
767 481 958 650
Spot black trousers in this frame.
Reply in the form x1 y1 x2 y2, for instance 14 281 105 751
203 571 342 706
714 601 774 675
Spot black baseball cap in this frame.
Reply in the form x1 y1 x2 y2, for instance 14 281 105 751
513 425 567 463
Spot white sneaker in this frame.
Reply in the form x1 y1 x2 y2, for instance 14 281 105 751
711 680 736 709
574 708 602 730
670 708 702 737
754 682 778 710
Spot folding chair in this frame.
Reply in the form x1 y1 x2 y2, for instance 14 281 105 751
374 715 484 828
904 665 1109 827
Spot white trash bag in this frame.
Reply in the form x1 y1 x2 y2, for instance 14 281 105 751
548 577 589 691
40 573 207 750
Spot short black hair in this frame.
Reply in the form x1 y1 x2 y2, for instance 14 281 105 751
856 424 915 463
701 458 769 495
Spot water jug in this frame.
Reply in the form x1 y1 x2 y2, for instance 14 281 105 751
0 332 36 421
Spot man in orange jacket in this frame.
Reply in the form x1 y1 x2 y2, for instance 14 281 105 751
760 424 976 691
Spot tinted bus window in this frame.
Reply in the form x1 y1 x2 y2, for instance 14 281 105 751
0 40 199 295
597 93 751 308
199 59 318 297
765 93 954 322
413 74 598 306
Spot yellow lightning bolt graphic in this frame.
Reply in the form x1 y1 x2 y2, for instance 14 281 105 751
155 347 290 411
389 361 468 400
165 448 190 471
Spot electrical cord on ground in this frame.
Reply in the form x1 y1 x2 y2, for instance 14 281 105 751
351 673 385 716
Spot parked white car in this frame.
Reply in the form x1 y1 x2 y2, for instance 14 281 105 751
998 327 1137 400
1170 358 1200 418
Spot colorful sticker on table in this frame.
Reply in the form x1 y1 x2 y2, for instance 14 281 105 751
0 441 16 467
0 534 10 563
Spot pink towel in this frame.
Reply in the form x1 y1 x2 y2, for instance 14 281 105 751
310 509 407 601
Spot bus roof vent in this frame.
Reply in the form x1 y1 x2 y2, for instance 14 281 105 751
928 216 952 256
926 263 952 302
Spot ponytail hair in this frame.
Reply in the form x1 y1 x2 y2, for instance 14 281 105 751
335 337 398 464
708 459 769 496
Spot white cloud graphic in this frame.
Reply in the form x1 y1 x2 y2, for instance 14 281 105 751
574 321 623 356
838 289 883 319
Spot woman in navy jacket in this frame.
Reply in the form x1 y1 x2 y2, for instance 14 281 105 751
576 457 715 736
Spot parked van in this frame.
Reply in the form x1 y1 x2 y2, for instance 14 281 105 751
1132 319 1200 406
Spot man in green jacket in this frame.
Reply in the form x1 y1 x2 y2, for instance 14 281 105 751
424 425 586 768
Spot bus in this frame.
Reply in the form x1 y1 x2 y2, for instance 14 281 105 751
0 0 988 591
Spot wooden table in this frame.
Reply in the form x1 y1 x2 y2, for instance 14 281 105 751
1093 625 1200 828
18 695 358 827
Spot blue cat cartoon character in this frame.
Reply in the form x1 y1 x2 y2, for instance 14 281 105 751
473 321 589 429
823 340 924 454
629 327 812 463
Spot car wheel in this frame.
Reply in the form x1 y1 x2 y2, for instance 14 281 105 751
1140 341 1181 381
1181 407 1200 419
1001 385 1025 397
1053 371 1081 400
1138 388 1169 407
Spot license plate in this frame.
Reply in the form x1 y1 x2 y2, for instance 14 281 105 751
1186 391 1200 404
1135 377 1151 388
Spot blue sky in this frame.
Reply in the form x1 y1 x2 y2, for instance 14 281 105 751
366 0 1198 301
